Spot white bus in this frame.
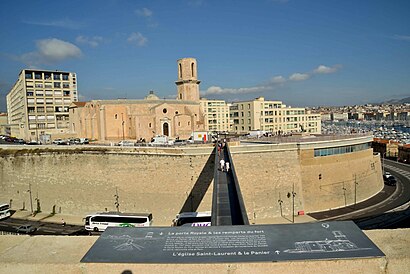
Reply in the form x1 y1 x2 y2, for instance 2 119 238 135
0 203 11 220
172 211 211 227
84 212 152 232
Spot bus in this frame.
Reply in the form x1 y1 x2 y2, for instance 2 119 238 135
172 211 211 227
84 212 153 232
0 203 11 220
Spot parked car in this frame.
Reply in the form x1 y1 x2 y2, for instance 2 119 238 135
174 139 187 146
16 225 37 234
53 138 70 145
80 138 89 144
118 140 135 146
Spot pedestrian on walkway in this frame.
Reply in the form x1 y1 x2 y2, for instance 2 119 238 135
217 145 221 156
220 159 225 171
225 162 230 173
61 218 66 227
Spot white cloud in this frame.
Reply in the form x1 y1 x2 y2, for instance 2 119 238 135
135 8 153 17
202 85 270 96
18 38 82 66
201 63 341 97
76 35 103 48
393 35 410 41
127 32 148 46
289 73 310 81
270 75 286 84
313 64 340 74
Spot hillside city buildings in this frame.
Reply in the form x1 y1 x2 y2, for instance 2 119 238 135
5 58 321 142
5 69 78 141
316 104 410 123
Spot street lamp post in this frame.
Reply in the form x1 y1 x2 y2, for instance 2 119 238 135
287 183 296 223
354 174 358 208
114 187 120 212
121 113 125 141
27 183 33 214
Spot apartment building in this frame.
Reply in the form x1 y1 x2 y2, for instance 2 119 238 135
200 99 230 132
6 69 78 141
230 97 321 134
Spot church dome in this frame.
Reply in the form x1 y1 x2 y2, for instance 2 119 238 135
145 90 159 100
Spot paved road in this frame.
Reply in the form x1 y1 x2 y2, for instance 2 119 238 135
0 213 87 235
309 159 410 229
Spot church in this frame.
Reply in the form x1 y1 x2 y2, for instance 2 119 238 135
69 58 206 142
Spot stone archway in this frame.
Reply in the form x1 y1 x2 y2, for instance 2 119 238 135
163 122 169 136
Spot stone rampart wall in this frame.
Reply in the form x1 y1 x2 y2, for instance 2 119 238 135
0 138 383 225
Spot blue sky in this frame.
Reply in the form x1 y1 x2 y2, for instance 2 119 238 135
1 0 409 112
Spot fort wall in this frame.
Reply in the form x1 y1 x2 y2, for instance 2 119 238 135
0 136 383 225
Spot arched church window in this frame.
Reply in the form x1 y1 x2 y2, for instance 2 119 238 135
179 64 182 78
115 114 118 119
163 108 167 114
191 62 194 77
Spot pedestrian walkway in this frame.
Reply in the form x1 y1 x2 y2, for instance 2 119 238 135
212 141 249 226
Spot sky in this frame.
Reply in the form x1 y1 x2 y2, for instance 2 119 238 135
0 0 409 112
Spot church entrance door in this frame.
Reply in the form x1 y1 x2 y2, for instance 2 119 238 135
163 123 169 136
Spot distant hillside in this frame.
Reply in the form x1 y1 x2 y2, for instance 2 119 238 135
382 96 410 104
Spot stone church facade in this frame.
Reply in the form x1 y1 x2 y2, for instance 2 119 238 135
69 58 205 141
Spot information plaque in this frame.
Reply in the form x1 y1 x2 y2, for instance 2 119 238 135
81 221 384 264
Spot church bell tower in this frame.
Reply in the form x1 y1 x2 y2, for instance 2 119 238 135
175 58 200 101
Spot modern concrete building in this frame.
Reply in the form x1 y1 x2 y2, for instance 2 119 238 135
200 99 230 132
0 113 7 135
230 97 321 135
70 58 205 141
6 69 78 141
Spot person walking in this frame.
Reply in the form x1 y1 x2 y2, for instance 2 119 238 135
225 162 230 173
220 159 225 171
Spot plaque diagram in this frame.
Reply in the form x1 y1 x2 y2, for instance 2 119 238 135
103 231 159 252
283 230 371 254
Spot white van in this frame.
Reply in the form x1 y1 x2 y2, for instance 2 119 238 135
172 211 211 227
149 135 174 146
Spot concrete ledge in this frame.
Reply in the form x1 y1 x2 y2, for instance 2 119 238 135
0 229 409 274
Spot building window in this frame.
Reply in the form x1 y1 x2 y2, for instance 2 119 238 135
53 74 60 80
149 123 152 128
178 122 181 126
163 108 167 114
191 62 194 77
179 64 182 78
115 114 118 119
54 82 61 88
188 121 190 126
